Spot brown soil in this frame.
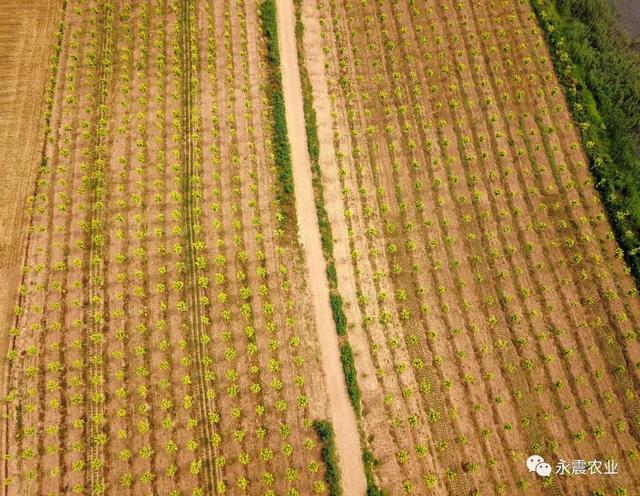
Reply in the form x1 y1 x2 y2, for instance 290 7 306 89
3 1 640 495
0 0 62 400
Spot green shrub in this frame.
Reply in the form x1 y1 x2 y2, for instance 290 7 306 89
330 293 347 336
260 0 279 65
340 343 361 414
313 420 342 496
363 450 383 496
326 263 337 286
259 0 295 222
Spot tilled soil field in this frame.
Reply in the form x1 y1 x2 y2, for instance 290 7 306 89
0 0 63 398
299 0 640 494
2 0 640 495
1 1 338 494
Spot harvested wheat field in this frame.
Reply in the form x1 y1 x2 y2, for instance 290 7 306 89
1 0 640 495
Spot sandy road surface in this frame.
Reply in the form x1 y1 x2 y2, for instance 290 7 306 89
275 0 367 493
0 0 62 396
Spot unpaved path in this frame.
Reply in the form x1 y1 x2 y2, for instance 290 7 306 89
275 0 367 494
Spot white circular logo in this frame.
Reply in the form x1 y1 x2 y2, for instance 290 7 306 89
526 455 551 477
535 462 552 477
526 455 544 472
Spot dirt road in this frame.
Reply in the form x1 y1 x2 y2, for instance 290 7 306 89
275 0 367 493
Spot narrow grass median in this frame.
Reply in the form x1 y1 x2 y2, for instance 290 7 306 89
260 0 296 229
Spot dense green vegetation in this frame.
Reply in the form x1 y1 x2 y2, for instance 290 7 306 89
259 0 295 223
530 0 640 283
362 450 383 496
330 294 347 336
339 343 361 414
313 420 343 496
